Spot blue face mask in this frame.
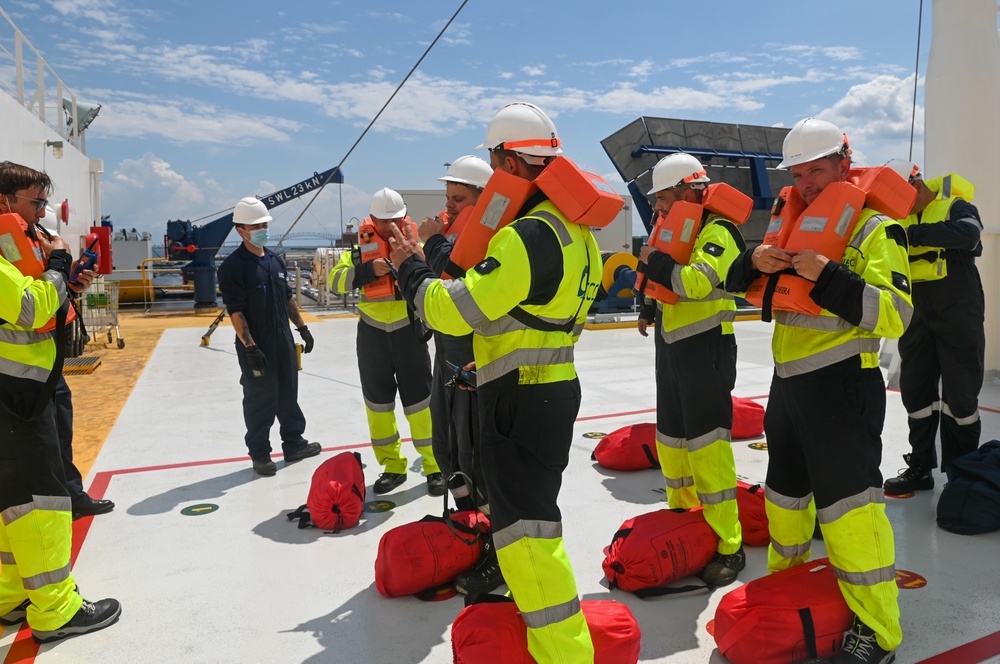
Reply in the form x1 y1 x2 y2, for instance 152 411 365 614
247 228 269 247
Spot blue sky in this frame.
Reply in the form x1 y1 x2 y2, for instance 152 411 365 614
5 0 932 241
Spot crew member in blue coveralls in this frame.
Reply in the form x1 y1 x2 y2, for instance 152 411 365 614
217 196 320 476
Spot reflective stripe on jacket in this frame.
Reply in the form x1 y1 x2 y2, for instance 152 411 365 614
772 208 913 377
657 214 745 344
414 200 602 386
0 258 64 383
328 246 410 331
902 174 981 282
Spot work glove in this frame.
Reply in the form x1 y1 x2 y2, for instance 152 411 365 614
245 345 268 378
45 249 73 279
297 325 314 353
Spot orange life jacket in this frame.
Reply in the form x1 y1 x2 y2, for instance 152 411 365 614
0 212 76 332
444 156 624 278
438 205 475 240
744 166 914 318
637 183 753 304
357 216 417 300
0 212 45 278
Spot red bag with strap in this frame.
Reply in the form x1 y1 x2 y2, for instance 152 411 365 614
735 481 769 547
713 559 854 664
375 510 490 598
451 598 641 664
602 508 719 596
731 396 764 439
591 423 659 470
286 451 365 533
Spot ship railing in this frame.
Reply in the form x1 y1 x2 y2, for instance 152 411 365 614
0 6 87 151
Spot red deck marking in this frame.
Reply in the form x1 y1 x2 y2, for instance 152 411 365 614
9 399 997 664
916 631 1000 663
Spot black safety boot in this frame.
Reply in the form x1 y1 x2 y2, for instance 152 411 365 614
883 453 934 494
373 472 406 495
0 598 29 625
701 546 746 587
831 616 896 663
426 472 446 496
454 539 504 595
32 598 122 643
285 441 322 463
72 494 115 520
252 457 277 476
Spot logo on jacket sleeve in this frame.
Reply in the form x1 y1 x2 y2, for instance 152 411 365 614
892 271 910 294
703 243 724 257
474 257 501 275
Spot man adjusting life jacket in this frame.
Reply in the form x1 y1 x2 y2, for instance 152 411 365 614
635 152 749 587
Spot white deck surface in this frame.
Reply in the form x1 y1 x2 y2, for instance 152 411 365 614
3 318 999 664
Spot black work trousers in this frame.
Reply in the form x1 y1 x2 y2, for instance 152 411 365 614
430 331 485 507
765 358 886 509
236 333 306 460
53 377 84 501
0 400 69 511
477 375 580 531
899 265 985 471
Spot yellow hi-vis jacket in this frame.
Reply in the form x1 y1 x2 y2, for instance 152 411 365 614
0 256 66 384
772 208 913 378
411 200 602 386
900 173 980 282
329 246 410 332
656 214 745 344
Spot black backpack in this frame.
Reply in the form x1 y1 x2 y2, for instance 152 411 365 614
937 441 1000 535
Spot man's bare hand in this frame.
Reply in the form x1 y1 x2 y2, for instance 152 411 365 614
37 234 68 257
751 245 794 274
418 216 445 243
372 258 392 277
791 249 829 282
637 318 650 337
638 245 658 265
388 223 425 269
68 268 96 293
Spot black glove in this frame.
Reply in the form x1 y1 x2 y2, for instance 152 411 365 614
46 249 73 279
297 325 314 353
245 345 267 378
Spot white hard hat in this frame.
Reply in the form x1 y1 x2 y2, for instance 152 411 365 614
233 197 272 225
885 159 922 182
438 155 493 189
476 102 563 164
647 153 710 195
369 187 407 219
776 118 851 170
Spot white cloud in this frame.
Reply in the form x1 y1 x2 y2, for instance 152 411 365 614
628 60 653 79
590 83 763 114
103 153 208 227
90 93 305 144
816 74 923 164
776 45 863 62
522 65 546 77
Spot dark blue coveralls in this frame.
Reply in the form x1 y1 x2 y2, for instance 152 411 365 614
217 244 308 462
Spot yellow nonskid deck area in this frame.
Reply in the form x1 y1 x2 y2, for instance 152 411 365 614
3 317 999 663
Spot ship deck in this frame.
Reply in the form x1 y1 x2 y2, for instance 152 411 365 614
2 313 999 664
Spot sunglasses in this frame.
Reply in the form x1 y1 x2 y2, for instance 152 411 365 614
14 194 49 212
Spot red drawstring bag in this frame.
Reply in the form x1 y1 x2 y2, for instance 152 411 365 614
713 559 854 664
732 396 765 439
602 508 719 597
375 510 490 598
451 597 641 664
736 481 770 547
591 423 659 470
286 451 365 533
